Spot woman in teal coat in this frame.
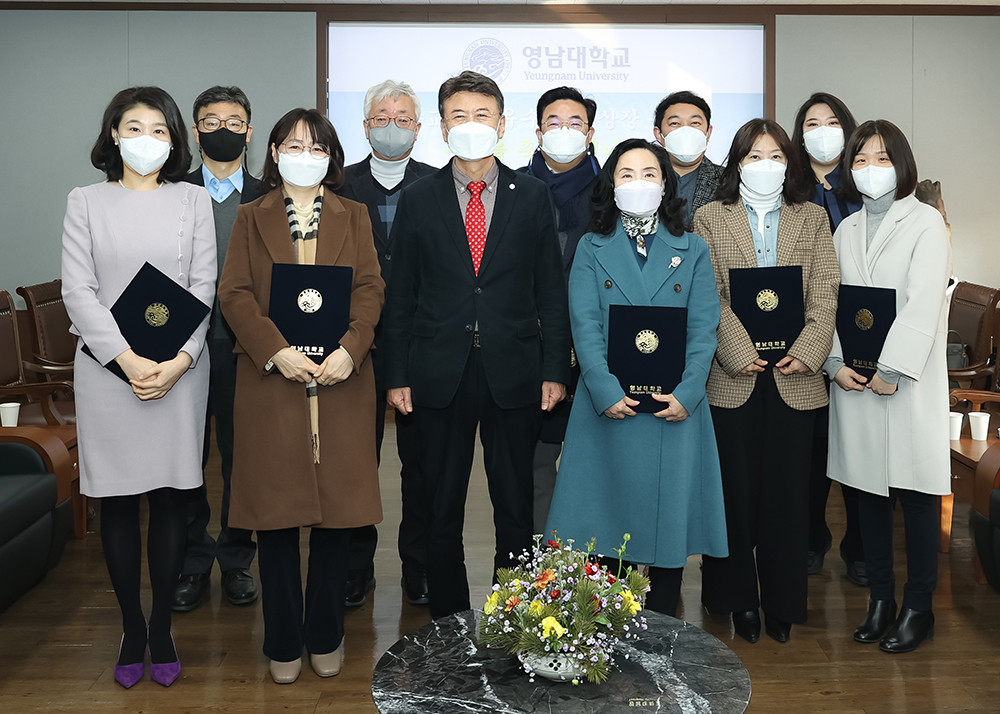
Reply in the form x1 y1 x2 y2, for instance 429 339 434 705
546 139 728 617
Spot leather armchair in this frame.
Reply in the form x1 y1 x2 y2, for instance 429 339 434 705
948 282 1000 391
16 280 76 379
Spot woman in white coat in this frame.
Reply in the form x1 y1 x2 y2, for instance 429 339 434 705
825 120 951 654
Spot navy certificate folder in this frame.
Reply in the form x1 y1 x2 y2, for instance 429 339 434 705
268 263 352 365
836 284 896 380
607 304 687 414
728 265 805 363
82 261 211 383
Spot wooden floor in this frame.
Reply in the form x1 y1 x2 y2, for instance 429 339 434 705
2 420 999 714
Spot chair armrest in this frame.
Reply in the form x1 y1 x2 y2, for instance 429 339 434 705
0 442 48 477
0 383 74 425
950 389 1000 410
24 359 74 378
973 441 1000 516
949 360 995 381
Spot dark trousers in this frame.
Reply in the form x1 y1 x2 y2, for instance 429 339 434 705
347 391 428 574
808 405 865 562
857 489 939 612
702 369 816 624
415 349 541 620
256 527 350 662
182 338 256 574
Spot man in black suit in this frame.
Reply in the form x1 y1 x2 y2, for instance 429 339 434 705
175 86 264 612
383 71 571 620
335 79 436 608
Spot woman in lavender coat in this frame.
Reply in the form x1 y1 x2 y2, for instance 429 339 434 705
61 87 216 688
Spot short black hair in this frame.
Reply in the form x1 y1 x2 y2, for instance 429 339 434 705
535 87 597 127
260 109 346 192
840 119 918 204
438 71 504 117
90 86 192 184
588 138 685 238
192 85 251 125
790 92 858 190
654 91 711 130
716 118 811 206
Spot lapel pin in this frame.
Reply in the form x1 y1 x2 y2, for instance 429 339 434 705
670 256 682 268
509 183 516 190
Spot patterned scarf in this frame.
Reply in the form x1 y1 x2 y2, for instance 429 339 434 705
621 213 658 257
283 186 324 463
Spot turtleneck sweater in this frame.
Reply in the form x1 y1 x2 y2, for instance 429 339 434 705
371 154 409 190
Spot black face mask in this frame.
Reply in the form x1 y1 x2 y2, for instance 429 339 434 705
199 127 247 163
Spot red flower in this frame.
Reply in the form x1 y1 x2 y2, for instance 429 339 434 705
547 540 561 550
607 574 617 584
550 590 561 599
592 594 602 613
585 562 598 576
504 595 521 612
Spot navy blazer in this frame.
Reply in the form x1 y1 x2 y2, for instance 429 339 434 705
335 155 436 287
382 159 571 410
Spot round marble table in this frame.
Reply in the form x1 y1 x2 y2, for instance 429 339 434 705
372 610 751 713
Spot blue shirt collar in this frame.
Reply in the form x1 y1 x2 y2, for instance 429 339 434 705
201 163 244 202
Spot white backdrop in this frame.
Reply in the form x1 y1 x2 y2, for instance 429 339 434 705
328 23 765 169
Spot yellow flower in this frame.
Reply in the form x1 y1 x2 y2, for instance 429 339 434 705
541 616 567 639
529 600 544 616
621 589 641 615
485 591 499 615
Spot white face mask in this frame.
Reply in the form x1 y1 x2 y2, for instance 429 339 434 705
740 159 786 197
852 165 897 200
447 121 499 161
661 126 708 164
118 135 171 177
803 126 845 163
278 152 330 188
540 127 588 164
614 179 664 219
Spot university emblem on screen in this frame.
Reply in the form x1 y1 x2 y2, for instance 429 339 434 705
463 39 512 83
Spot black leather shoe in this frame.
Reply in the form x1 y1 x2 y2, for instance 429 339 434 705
345 568 375 607
841 547 869 587
401 565 429 606
172 573 210 612
732 610 761 644
222 568 259 606
765 614 791 643
807 537 832 575
879 607 934 654
854 599 896 643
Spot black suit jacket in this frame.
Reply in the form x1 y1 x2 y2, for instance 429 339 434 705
336 155 436 286
183 165 265 205
383 159 571 410
183 165 264 342
335 155 436 390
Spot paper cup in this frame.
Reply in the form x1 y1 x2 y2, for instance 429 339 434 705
949 412 963 441
969 412 991 441
0 402 19 427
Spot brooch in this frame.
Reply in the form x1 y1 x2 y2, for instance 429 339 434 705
670 256 682 268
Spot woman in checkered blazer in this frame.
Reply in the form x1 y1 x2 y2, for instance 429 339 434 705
693 118 840 645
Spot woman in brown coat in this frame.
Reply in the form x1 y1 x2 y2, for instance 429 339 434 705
218 109 384 684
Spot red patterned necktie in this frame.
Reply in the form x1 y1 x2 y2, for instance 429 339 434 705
466 181 487 275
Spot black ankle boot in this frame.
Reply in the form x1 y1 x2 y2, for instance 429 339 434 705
879 607 934 654
732 610 761 643
854 599 897 643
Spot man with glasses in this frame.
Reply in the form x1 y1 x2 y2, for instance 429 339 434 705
175 85 263 613
521 86 601 534
335 79 436 608
382 71 571 619
652 91 722 230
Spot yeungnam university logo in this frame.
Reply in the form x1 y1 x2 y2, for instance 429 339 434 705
463 39 512 83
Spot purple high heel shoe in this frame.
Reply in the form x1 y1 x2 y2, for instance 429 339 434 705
150 632 180 687
113 633 146 689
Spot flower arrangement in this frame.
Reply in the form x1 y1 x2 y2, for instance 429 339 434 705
478 533 650 684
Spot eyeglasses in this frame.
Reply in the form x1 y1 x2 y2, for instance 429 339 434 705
543 119 587 131
367 115 416 130
198 117 249 133
280 140 330 159
446 111 499 126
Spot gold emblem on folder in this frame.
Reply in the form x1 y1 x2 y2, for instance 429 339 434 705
297 288 323 314
855 309 874 331
756 289 779 312
635 330 659 354
145 303 169 327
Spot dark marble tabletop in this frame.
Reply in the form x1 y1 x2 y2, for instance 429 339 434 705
372 610 751 714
